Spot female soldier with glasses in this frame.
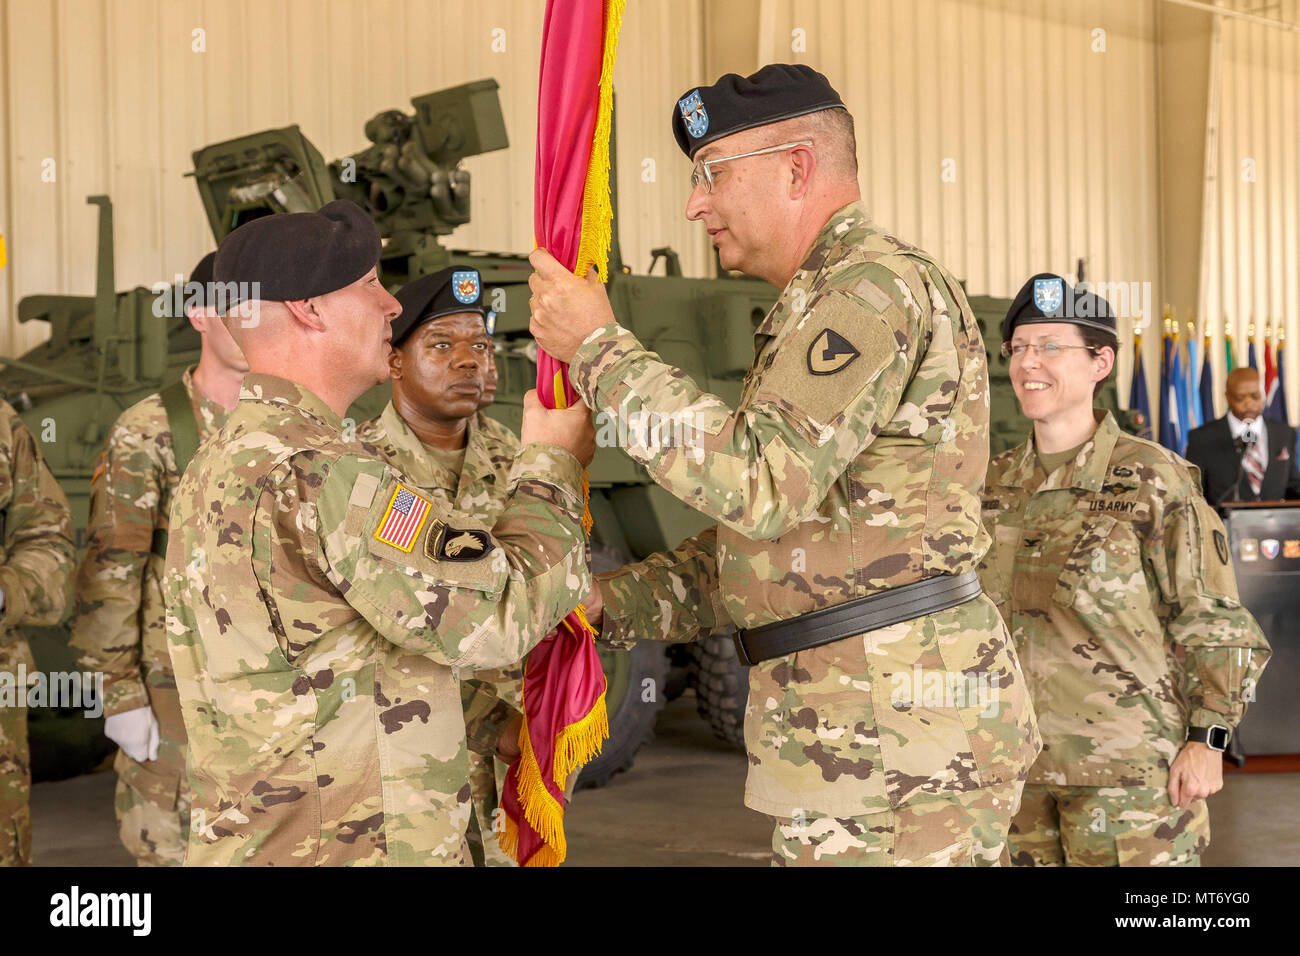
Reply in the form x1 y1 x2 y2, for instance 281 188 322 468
977 273 1270 866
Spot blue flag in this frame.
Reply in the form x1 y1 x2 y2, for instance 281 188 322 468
1199 336 1215 424
1248 339 1258 370
1130 336 1153 442
1182 337 1201 432
1171 336 1190 454
1267 341 1289 425
1159 334 1182 452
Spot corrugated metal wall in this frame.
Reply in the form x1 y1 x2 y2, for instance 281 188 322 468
0 0 708 357
1207 0 1300 420
2 0 1296 423
756 0 1163 394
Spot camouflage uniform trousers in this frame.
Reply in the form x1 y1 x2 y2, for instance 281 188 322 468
463 751 514 867
772 778 1025 866
1007 784 1209 867
0 700 30 866
112 749 191 866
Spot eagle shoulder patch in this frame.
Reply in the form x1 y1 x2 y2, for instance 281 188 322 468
426 521 492 562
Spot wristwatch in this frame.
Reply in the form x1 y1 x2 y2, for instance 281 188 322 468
1187 724 1231 751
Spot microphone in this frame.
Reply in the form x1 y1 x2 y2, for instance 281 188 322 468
1219 419 1259 508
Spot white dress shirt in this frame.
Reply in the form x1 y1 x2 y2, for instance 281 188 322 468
1227 411 1269 460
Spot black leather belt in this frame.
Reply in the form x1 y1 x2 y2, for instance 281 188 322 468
733 571 983 666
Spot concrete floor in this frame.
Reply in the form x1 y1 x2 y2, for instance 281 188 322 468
28 695 1300 866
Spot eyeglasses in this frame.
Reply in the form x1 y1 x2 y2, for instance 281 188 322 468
690 141 813 193
1000 342 1100 360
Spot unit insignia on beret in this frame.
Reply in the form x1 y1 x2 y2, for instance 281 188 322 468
452 270 481 305
1033 277 1064 314
678 90 709 139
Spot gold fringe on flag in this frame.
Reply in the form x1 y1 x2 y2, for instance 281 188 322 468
573 0 625 283
496 610 608 867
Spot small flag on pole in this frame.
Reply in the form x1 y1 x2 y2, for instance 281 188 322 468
1130 333 1153 442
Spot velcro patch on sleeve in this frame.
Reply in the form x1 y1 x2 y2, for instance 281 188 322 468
1190 498 1241 604
753 290 897 437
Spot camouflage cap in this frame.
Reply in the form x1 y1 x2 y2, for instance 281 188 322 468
672 64 845 159
390 267 491 347
214 200 381 302
1001 273 1117 342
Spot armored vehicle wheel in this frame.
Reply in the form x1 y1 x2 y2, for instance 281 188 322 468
576 640 670 789
690 630 749 751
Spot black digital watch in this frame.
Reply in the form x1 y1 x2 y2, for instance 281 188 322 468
1187 725 1231 752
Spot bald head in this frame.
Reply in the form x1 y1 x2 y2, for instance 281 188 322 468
1225 367 1264 422
222 266 401 417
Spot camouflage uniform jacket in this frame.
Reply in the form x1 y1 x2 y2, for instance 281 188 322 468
357 401 523 752
578 202 1040 817
70 368 227 798
162 374 589 865
978 410 1270 787
0 399 75 668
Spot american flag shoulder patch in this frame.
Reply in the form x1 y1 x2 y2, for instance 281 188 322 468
373 483 432 553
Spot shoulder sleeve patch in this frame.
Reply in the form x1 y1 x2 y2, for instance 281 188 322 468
754 289 900 439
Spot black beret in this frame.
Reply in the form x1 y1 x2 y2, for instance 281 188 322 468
672 64 845 159
390 267 492 347
213 199 381 302
158 251 218 316
1001 273 1117 342
188 252 215 297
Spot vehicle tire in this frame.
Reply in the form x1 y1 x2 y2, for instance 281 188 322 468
690 630 749 751
576 639 670 789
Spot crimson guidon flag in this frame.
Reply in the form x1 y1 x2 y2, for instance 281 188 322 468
497 0 624 867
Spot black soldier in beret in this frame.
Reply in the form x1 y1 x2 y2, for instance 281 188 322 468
391 267 493 347
385 266 496 435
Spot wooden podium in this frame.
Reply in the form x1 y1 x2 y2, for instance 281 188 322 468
1221 501 1300 756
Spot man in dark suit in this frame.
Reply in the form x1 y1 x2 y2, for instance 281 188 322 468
1185 367 1300 507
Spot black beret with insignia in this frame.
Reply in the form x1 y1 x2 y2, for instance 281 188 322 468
214 199 381 302
390 266 492 347
1001 272 1118 342
672 63 845 159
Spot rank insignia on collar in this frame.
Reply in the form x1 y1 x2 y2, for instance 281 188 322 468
807 328 860 375
426 521 492 562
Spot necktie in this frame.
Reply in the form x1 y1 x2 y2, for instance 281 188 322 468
1243 437 1267 497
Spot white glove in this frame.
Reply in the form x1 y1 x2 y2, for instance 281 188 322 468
104 705 160 763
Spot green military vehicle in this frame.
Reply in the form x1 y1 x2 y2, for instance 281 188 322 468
0 79 1131 787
